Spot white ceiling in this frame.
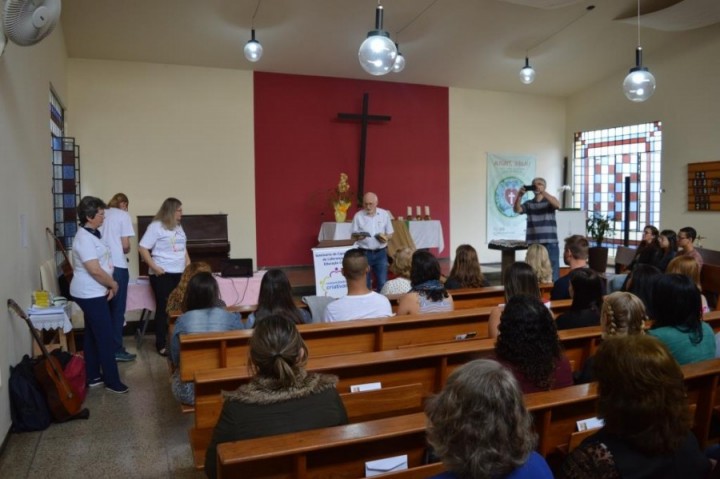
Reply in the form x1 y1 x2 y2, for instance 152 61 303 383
59 0 720 97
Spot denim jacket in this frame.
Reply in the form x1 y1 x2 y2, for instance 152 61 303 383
170 307 246 366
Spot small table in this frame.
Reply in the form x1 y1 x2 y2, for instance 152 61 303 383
488 240 529 281
28 304 76 355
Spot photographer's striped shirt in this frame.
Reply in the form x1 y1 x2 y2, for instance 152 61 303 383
519 198 558 244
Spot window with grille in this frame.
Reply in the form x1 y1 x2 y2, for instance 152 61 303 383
572 121 662 255
50 88 81 255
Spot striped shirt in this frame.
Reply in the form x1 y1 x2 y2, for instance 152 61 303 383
521 198 558 244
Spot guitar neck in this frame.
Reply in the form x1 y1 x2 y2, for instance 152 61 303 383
46 227 72 264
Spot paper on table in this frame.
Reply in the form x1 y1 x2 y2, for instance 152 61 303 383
365 454 408 477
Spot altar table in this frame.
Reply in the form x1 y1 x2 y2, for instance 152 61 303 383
318 220 444 253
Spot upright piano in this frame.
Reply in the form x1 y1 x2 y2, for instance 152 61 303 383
136 214 230 275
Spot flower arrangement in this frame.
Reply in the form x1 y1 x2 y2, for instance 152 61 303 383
330 173 353 222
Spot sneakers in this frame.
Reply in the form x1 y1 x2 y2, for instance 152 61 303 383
105 382 129 394
157 347 168 357
87 377 104 388
115 351 137 362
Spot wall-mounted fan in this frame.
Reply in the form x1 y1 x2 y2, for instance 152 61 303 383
0 11 7 57
3 0 61 47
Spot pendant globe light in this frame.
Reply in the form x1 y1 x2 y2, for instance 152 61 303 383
623 0 655 102
358 3 397 76
519 56 536 84
243 0 263 63
243 29 263 62
392 43 406 73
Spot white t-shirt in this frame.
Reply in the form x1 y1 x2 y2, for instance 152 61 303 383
138 220 187 274
100 207 135 269
322 292 393 323
70 228 114 299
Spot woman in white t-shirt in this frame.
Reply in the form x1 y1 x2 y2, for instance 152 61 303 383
138 197 190 356
70 196 128 394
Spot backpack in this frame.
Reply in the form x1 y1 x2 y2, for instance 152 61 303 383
9 355 52 432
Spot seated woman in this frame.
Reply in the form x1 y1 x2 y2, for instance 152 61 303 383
204 314 348 478
525 243 553 284
494 295 573 393
624 263 662 314
609 225 662 293
647 274 715 365
574 291 647 384
396 250 454 315
248 269 310 326
555 268 603 330
380 247 413 295
426 359 553 479
169 272 246 406
657 229 678 272
443 244 489 289
666 255 710 314
559 335 713 478
165 261 221 315
488 261 544 338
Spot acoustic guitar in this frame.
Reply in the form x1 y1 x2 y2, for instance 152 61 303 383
8 299 86 422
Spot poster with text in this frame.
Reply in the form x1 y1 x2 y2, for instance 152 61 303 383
486 153 536 241
312 245 353 298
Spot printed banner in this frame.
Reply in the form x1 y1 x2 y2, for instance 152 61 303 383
486 153 536 241
311 245 353 298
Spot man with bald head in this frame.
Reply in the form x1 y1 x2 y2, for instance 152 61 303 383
351 192 394 291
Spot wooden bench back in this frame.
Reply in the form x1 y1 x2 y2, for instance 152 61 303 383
179 299 575 382
213 358 720 478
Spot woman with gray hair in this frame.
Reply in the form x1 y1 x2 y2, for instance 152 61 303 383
70 196 128 393
425 359 552 479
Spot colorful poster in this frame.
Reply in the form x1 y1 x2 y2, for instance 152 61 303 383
486 154 536 241
311 245 353 298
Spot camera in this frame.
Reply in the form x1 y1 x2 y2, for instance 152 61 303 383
523 184 537 191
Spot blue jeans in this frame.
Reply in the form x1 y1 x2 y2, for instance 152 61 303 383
543 242 560 282
364 248 389 292
109 267 129 354
74 296 122 388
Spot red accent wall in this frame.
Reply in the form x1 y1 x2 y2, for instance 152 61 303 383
254 72 449 266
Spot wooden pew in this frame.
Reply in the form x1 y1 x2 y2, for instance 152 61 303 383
189 382 427 470
179 300 575 384
189 326 600 468
213 358 720 478
387 283 554 311
215 412 443 479
701 264 720 311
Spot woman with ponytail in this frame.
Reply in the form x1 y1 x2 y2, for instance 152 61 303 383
203 314 348 478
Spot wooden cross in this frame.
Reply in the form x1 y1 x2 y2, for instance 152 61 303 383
337 93 391 205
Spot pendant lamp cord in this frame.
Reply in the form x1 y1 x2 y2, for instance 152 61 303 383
250 0 262 29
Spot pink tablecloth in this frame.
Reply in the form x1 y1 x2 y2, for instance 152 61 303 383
126 272 266 312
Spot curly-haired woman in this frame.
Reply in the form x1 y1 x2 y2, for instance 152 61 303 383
426 359 553 479
559 335 713 478
488 261 546 338
380 247 414 295
494 294 572 393
525 243 553 284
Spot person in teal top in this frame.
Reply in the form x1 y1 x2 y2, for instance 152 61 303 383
647 274 715 365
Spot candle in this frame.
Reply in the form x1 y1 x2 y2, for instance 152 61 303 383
425 205 430 216
416 206 421 216
407 206 412 217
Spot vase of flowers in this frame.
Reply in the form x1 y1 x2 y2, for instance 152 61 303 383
330 173 353 223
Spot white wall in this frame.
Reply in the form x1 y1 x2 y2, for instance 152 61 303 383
566 25 720 251
0 28 67 438
66 60 256 276
448 89 567 263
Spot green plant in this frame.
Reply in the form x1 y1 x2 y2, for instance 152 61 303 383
586 212 615 247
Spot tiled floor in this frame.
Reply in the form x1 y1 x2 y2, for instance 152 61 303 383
0 340 204 479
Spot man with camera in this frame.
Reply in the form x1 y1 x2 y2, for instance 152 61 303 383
514 178 561 281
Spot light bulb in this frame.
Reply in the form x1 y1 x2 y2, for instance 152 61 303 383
519 57 535 84
393 52 405 73
623 47 656 102
244 29 263 62
359 34 397 76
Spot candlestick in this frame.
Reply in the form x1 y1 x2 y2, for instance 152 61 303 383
425 206 430 216
407 206 412 217
416 206 422 221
